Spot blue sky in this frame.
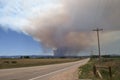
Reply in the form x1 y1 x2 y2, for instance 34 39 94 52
0 27 49 56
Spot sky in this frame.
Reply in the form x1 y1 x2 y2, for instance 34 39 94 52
0 28 42 56
0 27 53 56
0 0 120 56
0 0 58 56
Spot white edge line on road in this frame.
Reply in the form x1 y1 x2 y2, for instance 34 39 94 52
29 59 89 80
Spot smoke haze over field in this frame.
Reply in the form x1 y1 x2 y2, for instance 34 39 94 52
0 0 120 55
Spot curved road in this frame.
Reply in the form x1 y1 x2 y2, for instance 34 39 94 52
0 58 89 80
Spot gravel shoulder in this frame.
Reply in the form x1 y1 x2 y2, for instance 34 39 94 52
47 58 90 80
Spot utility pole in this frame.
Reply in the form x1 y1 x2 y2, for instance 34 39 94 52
93 28 103 60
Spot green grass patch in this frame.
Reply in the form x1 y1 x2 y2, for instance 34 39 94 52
79 58 120 80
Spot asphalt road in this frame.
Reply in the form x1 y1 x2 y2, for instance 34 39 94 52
0 58 89 80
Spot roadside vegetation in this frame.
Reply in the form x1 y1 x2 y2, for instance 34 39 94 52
0 58 80 69
79 57 120 80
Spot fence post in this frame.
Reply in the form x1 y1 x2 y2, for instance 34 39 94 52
109 66 112 79
93 65 97 76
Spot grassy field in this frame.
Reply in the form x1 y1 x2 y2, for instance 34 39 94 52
0 58 80 69
79 58 120 80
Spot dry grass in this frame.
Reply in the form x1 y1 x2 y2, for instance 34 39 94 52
0 58 80 69
79 58 120 80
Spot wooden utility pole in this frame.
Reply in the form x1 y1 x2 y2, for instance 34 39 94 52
93 28 103 60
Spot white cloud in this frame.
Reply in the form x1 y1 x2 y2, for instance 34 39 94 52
0 0 61 31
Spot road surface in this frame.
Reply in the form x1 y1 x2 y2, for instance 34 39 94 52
0 58 89 80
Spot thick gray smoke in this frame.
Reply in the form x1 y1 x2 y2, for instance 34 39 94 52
23 6 95 55
22 0 120 56
62 0 120 31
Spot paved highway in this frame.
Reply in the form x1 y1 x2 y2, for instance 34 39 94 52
0 58 89 80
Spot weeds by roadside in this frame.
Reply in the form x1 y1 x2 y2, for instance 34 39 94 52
79 58 120 80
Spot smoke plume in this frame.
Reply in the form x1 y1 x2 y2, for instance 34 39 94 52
1 0 120 55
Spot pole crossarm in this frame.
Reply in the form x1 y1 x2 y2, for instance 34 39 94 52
93 28 103 31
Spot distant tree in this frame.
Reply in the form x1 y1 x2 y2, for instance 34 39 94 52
24 56 30 59
20 56 30 59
